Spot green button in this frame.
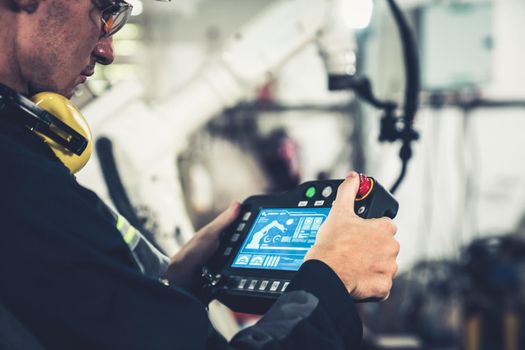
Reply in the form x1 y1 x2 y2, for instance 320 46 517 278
305 186 317 199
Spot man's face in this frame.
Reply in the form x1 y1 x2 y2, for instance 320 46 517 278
14 0 115 98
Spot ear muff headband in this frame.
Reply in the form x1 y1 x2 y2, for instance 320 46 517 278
0 84 92 174
32 93 93 174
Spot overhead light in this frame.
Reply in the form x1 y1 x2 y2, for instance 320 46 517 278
339 0 374 29
128 0 144 16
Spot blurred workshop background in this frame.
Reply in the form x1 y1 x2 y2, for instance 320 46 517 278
72 0 525 349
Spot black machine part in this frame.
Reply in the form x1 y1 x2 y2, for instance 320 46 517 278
327 0 420 194
202 175 399 314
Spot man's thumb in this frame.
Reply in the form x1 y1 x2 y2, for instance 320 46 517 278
333 172 361 214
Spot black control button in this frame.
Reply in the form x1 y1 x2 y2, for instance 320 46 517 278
269 281 280 292
238 279 248 289
248 280 258 290
259 280 269 291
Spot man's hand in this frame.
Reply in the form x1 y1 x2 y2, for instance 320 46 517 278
304 172 400 300
164 202 240 290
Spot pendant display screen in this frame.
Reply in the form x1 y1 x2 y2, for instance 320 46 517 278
231 207 331 271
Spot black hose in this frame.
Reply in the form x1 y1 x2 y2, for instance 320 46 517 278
390 158 408 194
96 137 164 252
386 0 420 126
385 0 421 193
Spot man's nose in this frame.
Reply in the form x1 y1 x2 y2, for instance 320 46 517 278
93 37 115 65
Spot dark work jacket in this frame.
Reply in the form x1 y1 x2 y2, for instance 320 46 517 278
0 117 363 350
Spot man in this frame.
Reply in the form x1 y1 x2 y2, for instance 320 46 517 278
0 0 400 349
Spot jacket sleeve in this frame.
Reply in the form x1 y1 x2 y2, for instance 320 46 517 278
102 203 364 350
89 214 364 350
208 260 363 350
0 156 213 350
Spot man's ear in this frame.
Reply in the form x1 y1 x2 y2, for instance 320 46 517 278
11 0 40 13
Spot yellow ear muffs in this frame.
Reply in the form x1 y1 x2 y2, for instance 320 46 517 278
31 93 92 174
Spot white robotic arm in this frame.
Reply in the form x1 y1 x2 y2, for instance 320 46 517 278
155 0 357 152
79 0 357 255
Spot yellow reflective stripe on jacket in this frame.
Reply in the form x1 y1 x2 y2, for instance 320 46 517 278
109 210 170 279
123 226 137 245
116 215 126 231
115 214 139 249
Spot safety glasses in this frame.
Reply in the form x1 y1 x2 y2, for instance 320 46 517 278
99 1 133 38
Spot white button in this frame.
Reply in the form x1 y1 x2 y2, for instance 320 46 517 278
237 223 246 231
281 282 290 292
270 281 280 291
248 280 258 290
314 200 324 206
242 212 252 221
231 233 240 242
322 186 333 198
298 201 308 207
224 247 233 256
238 279 247 289
259 280 269 291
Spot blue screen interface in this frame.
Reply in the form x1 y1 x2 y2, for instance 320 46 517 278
231 207 331 271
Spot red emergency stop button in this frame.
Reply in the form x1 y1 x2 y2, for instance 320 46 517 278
357 174 374 201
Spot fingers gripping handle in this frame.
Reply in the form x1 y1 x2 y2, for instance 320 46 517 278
353 174 399 220
353 174 399 303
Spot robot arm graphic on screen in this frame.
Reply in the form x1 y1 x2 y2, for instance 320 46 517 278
246 220 286 249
